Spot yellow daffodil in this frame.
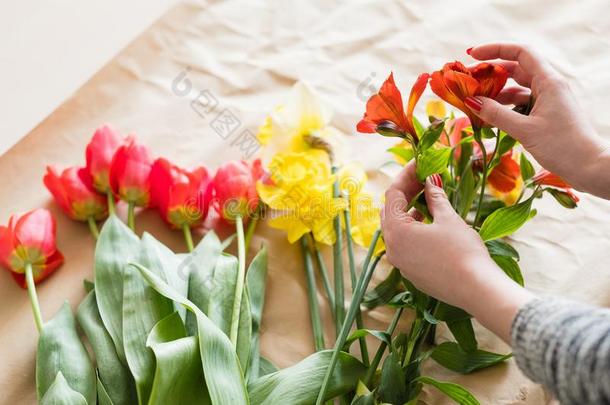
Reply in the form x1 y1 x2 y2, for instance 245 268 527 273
348 192 385 255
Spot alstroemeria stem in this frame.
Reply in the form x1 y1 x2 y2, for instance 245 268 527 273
310 233 335 320
343 202 370 367
363 306 404 386
331 167 345 334
182 224 194 253
315 251 384 405
87 217 99 240
25 262 43 333
301 236 325 351
229 215 246 347
473 130 487 228
106 190 115 216
127 201 136 231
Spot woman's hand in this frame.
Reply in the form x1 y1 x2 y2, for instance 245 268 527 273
467 43 610 199
381 162 535 342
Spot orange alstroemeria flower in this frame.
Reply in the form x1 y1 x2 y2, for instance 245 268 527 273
532 169 579 205
430 62 508 130
488 153 521 193
357 72 429 142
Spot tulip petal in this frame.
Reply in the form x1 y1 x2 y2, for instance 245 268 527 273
14 209 57 259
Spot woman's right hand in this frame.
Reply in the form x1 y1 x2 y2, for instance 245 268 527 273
466 43 610 199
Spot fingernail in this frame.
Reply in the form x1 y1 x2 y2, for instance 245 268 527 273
466 47 473 55
465 96 483 112
427 174 443 189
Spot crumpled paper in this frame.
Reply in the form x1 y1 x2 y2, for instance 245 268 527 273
1 1 610 403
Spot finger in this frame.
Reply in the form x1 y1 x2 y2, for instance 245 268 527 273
389 160 424 203
465 96 531 142
424 177 456 223
495 86 532 106
469 43 554 77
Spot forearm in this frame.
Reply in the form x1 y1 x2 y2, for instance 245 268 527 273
581 140 610 199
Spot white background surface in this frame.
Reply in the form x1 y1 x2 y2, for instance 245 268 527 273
0 0 178 156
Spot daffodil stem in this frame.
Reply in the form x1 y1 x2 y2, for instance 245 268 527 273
473 129 487 228
229 215 246 347
87 217 99 240
343 204 370 367
182 224 194 253
25 262 43 333
310 233 335 320
106 190 115 216
364 306 404 386
331 167 345 334
315 231 383 405
301 236 325 351
127 201 136 231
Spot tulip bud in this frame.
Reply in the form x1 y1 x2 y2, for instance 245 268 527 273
213 159 263 221
86 124 124 192
0 209 64 288
44 166 108 221
109 136 153 207
150 158 213 229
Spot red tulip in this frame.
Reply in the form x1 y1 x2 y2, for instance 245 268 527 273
86 124 124 192
357 72 429 142
0 209 64 288
430 62 508 130
213 159 263 221
150 158 213 229
44 166 108 221
109 136 153 207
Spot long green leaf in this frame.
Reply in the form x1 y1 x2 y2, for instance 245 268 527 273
491 255 524 286
95 215 140 363
40 372 88 405
431 342 512 374
132 263 249 405
378 351 407 404
248 350 366 405
36 302 96 404
484 240 519 260
76 291 136 405
478 197 533 241
97 377 114 405
416 376 479 405
258 357 278 377
447 318 477 353
416 146 451 181
147 312 211 405
362 267 402 309
123 234 176 404
343 329 390 350
246 246 269 381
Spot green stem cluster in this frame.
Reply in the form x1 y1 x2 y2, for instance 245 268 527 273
301 236 326 351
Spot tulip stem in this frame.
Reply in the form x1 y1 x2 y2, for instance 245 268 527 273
106 190 115 216
301 236 326 351
127 201 136 231
182 224 194 253
229 215 246 347
87 217 99 240
25 262 43 333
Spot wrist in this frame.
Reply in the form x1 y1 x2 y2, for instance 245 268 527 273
573 136 610 198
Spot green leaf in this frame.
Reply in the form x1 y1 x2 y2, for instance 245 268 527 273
547 188 578 208
147 312 211 405
362 267 402 309
37 302 96 404
416 146 451 181
519 153 535 181
434 302 470 323
83 279 94 293
416 376 479 405
185 231 224 334
456 166 476 219
123 234 177 404
258 357 278 377
484 240 519 260
481 127 496 139
95 215 140 363
132 263 249 405
431 342 512 374
378 351 407 404
478 197 534 241
343 329 390 350
248 350 366 405
497 132 516 156
76 291 136 405
97 377 114 405
40 372 88 405
387 146 414 164
423 309 439 325
418 121 445 151
491 255 524 286
246 246 269 381
447 318 477 353
413 116 425 139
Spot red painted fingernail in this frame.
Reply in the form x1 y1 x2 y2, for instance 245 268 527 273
465 96 483 112
466 47 473 55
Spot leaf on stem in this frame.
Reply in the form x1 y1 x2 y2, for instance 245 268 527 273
416 146 451 182
362 267 402 309
491 255 524 286
40 372 88 405
415 376 480 405
246 246 269 381
378 351 408 404
519 153 535 181
478 196 534 241
430 342 512 374
343 329 391 350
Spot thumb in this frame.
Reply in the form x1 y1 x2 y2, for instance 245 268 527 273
424 177 457 223
466 96 530 141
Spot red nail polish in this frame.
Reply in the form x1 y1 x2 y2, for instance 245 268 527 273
465 96 482 112
466 47 473 55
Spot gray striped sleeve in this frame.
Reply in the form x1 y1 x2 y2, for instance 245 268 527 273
511 297 610 404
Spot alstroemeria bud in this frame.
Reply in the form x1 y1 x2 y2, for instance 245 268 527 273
44 166 108 221
150 158 213 228
109 136 153 207
213 159 263 221
86 124 124 192
0 209 64 288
